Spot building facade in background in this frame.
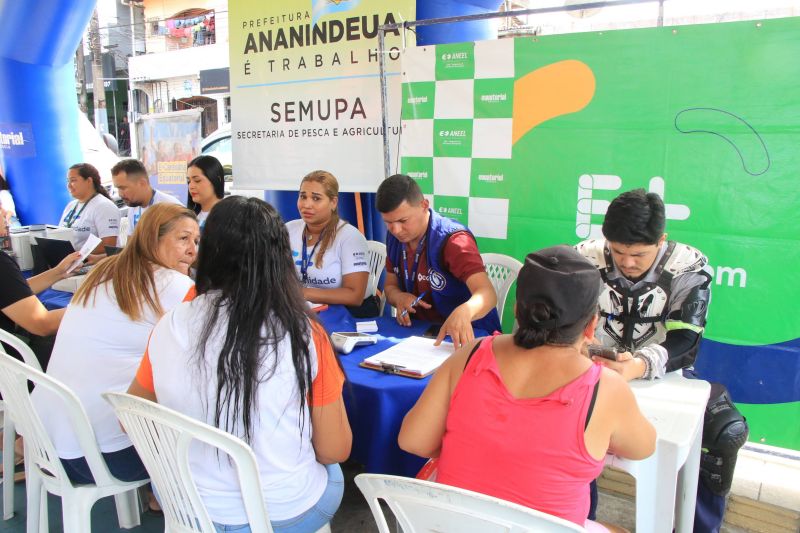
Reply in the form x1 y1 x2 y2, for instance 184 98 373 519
128 0 230 159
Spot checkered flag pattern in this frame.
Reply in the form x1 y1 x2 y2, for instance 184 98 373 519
400 39 515 240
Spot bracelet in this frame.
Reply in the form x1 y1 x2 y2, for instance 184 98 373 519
633 352 651 380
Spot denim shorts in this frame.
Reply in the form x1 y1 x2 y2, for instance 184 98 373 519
61 445 148 485
214 463 344 533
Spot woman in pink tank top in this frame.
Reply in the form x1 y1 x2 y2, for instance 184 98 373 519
400 246 656 531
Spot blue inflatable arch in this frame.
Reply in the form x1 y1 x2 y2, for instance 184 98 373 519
0 0 96 224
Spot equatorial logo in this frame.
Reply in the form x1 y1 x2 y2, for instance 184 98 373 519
0 123 35 158
428 270 446 291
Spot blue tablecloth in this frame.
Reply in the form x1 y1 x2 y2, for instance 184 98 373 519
316 305 432 477
32 286 445 478
21 269 74 310
39 287 73 310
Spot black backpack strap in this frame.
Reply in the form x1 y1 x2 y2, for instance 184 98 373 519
463 338 484 370
584 379 601 430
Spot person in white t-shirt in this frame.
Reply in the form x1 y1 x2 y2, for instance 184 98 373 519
286 170 369 307
129 196 351 531
58 163 120 252
32 203 199 486
186 154 224 229
111 158 182 241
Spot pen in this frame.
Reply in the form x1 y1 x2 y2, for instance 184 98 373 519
400 291 427 318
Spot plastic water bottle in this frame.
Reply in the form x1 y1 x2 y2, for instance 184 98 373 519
118 217 130 247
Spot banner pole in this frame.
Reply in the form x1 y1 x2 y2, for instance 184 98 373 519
354 192 365 235
378 27 391 178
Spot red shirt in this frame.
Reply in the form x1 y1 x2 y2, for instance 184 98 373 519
385 231 486 323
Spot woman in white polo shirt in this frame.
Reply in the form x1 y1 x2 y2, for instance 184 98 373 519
286 170 369 307
32 203 199 485
129 196 351 532
58 163 120 252
185 154 224 230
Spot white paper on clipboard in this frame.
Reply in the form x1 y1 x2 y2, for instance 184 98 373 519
362 336 454 377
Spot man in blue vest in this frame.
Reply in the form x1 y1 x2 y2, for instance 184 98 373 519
377 174 501 348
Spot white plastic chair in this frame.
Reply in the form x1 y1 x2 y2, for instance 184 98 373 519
481 253 523 324
355 473 586 532
0 329 43 520
0 351 146 532
103 392 331 533
366 240 388 314
365 240 387 297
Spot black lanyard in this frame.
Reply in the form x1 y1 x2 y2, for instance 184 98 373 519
62 194 96 228
401 233 427 293
300 228 324 284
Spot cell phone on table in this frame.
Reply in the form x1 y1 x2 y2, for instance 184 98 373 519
422 324 442 339
588 344 620 361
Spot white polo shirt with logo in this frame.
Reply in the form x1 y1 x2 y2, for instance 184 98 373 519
58 194 121 250
286 219 369 289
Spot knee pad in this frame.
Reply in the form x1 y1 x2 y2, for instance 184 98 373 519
700 383 749 495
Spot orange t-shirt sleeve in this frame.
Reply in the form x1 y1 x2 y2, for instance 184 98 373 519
183 285 197 302
309 322 345 407
134 347 155 393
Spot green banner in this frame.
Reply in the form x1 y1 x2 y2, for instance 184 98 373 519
400 18 800 450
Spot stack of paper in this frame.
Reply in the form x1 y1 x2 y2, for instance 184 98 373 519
361 336 454 378
356 320 378 333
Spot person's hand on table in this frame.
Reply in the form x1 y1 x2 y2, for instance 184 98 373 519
53 251 83 279
579 333 601 357
85 253 105 265
592 351 646 381
0 207 7 237
394 291 431 327
435 304 474 349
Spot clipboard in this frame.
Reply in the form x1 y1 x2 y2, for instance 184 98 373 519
359 360 431 379
358 336 453 379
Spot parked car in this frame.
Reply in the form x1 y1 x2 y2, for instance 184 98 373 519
200 123 231 167
200 123 233 193
200 124 263 199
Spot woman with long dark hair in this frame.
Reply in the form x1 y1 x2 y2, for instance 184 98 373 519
185 154 224 229
58 162 120 252
399 246 655 531
286 170 369 307
130 196 351 532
